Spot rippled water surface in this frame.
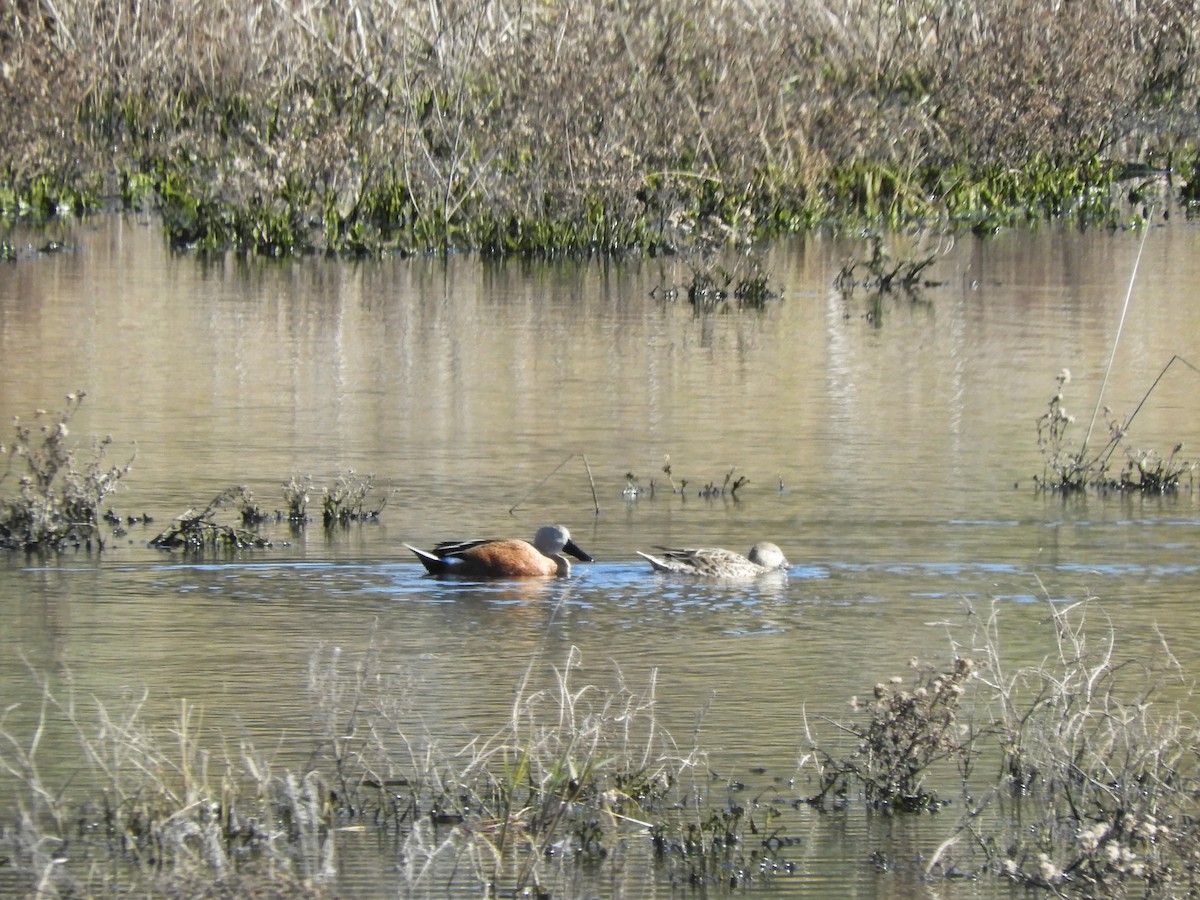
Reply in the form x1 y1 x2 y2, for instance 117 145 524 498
2 216 1200 896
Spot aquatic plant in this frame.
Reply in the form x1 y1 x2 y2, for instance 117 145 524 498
282 474 312 523
805 597 1200 895
0 636 803 897
320 470 389 527
699 468 749 499
624 457 755 500
940 600 1200 895
622 472 654 499
4 600 1199 895
1036 360 1198 492
685 254 780 312
1036 367 1093 490
0 392 133 551
0 670 336 897
148 486 271 551
835 233 938 296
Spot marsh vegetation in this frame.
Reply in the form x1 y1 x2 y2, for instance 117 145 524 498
3 0 1200 253
0 392 132 551
3 603 1197 897
1036 360 1200 493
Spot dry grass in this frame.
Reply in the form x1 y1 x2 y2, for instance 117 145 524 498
2 0 1197 250
0 640 715 896
4 601 1200 895
804 596 1200 896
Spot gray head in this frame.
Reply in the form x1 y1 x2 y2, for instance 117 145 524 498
533 524 593 563
747 541 789 570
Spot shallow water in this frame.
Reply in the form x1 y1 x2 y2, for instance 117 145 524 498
1 215 1199 896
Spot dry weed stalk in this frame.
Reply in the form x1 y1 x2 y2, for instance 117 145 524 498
305 638 691 895
0 392 134 551
946 599 1200 894
1037 360 1199 492
0 667 338 896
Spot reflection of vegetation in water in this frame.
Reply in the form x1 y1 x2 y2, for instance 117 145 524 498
0 1 1193 253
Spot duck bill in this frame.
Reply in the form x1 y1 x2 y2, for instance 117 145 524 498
563 539 593 562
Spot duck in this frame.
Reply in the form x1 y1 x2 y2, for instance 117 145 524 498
636 541 790 578
405 524 593 578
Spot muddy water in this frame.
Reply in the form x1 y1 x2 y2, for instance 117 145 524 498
1 215 1199 896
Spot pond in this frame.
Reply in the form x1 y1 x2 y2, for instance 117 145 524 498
1 214 1199 897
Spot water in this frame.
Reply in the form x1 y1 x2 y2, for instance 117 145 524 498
1 215 1199 896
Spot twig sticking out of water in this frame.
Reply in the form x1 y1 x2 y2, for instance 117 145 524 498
509 454 600 516
1093 354 1200 471
627 459 746 499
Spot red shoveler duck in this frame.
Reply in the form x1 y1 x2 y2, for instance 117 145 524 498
405 524 593 578
636 541 789 579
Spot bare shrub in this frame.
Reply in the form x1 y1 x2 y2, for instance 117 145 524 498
805 656 976 812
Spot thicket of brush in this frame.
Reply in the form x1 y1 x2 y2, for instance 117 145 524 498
2 0 1199 253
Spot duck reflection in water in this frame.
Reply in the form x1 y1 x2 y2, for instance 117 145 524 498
637 542 790 579
406 524 593 578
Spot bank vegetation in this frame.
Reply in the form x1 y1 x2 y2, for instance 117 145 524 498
2 602 1198 897
3 0 1200 254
